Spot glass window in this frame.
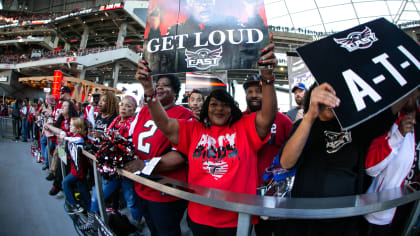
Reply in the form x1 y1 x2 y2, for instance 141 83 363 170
405 2 418 11
290 10 323 28
284 0 317 13
265 0 289 21
265 0 420 32
399 11 420 21
358 16 386 24
303 24 326 32
386 1 404 16
319 4 357 23
324 19 359 32
354 1 390 18
315 0 351 8
268 15 294 28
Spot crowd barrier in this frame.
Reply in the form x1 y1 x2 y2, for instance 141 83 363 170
0 116 13 138
78 150 420 236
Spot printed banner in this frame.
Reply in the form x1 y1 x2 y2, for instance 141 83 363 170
143 0 269 74
297 18 420 130
52 70 63 100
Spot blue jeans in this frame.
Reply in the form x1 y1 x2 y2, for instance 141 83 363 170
91 176 142 221
62 173 91 209
41 136 56 168
22 118 28 141
138 197 187 236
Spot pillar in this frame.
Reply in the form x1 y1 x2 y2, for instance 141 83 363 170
79 26 89 50
112 63 120 88
116 23 127 48
53 36 59 48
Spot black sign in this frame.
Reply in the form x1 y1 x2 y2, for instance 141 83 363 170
297 18 420 130
143 0 269 75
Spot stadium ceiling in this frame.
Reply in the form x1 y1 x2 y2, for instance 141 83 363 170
52 8 144 48
265 0 420 33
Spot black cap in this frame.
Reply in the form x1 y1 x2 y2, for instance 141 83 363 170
60 86 72 94
243 74 261 90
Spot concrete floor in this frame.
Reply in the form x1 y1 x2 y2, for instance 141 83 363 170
0 118 193 236
0 137 77 236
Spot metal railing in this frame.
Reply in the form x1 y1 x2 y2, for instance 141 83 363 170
0 116 14 139
81 150 420 236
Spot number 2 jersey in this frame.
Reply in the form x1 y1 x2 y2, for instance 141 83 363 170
130 105 194 202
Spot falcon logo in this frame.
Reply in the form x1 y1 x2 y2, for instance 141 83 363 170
333 27 378 52
202 160 228 180
324 130 352 154
185 47 222 70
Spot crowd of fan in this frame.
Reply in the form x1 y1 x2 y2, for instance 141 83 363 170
0 12 60 25
0 45 137 64
4 50 419 235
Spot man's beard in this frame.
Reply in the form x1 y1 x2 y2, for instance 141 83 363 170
248 103 261 112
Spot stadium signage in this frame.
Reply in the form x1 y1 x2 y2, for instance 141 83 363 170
100 3 123 11
0 3 122 29
143 0 269 74
146 29 264 53
297 18 420 130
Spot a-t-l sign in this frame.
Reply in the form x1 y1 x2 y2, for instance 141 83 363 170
297 18 420 130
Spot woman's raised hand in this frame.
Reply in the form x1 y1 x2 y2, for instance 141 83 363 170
259 32 277 79
135 60 154 95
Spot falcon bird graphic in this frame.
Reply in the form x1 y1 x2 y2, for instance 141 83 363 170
185 46 223 70
333 27 378 52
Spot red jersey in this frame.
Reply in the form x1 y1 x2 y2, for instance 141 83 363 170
60 118 71 136
243 110 292 185
107 115 135 138
84 104 99 126
175 112 269 228
52 101 63 121
131 105 194 202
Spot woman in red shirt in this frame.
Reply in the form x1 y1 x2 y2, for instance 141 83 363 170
129 40 278 234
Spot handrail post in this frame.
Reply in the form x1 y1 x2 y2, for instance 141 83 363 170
93 161 107 223
236 213 251 236
60 160 66 180
402 199 420 236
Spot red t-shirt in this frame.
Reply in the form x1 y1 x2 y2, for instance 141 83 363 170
107 115 135 138
132 105 194 202
244 110 292 185
175 112 269 228
68 133 87 178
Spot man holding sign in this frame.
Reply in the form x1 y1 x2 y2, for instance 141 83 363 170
278 83 415 235
296 18 420 130
277 18 420 235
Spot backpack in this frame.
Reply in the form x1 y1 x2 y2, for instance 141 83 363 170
12 103 21 118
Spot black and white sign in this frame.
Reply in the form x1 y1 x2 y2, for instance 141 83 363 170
297 18 420 130
0 76 8 82
143 0 269 75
